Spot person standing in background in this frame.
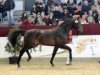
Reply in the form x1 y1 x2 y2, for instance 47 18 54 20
0 0 6 26
4 0 15 26
0 1 3 26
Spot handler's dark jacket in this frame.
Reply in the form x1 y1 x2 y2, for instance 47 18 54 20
4 0 15 11
0 3 4 13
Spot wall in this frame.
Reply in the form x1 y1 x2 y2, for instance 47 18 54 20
14 0 24 10
25 0 36 11
0 35 100 58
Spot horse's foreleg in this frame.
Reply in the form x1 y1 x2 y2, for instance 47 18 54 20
17 47 27 68
60 45 72 65
26 50 32 61
50 47 58 67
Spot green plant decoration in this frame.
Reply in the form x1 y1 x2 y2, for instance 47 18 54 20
5 34 23 57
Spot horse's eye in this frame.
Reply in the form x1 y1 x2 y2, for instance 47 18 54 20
75 20 78 23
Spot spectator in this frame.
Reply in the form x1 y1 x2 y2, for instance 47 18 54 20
47 0 54 7
88 0 94 5
29 11 37 24
43 3 49 16
73 0 77 5
0 1 3 26
73 5 82 17
61 3 67 10
87 10 95 24
57 8 70 25
5 0 15 26
80 12 88 24
96 5 100 23
94 1 100 23
81 0 91 14
35 1 43 15
20 17 34 27
20 11 28 22
30 5 36 15
67 0 76 16
98 0 100 5
94 0 99 5
91 5 98 23
37 12 45 25
52 4 62 25
2 0 7 20
61 8 70 21
41 11 53 25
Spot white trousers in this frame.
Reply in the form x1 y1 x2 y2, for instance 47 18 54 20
7 10 14 25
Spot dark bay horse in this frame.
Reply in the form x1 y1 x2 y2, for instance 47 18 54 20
8 18 83 68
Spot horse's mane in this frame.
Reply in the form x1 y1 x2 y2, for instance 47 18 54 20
58 18 73 27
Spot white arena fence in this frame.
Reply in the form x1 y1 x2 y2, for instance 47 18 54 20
0 35 100 58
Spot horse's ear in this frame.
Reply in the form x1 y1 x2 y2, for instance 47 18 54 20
73 16 81 23
73 15 80 21
77 16 81 21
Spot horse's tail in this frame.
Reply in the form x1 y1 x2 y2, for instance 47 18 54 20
8 29 26 47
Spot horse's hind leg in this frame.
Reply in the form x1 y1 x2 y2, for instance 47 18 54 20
17 47 29 68
26 50 32 61
60 45 72 65
50 47 59 67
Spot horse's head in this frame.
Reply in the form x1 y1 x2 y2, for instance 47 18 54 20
58 18 83 35
72 19 83 34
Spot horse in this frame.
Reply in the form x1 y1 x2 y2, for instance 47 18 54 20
8 18 83 68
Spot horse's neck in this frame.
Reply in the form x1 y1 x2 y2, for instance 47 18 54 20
56 26 71 38
61 25 72 35
59 20 72 34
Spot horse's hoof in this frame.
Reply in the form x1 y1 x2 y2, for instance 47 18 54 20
66 63 72 65
17 65 21 68
50 62 55 67
17 67 21 69
27 59 31 61
51 63 55 67
51 64 55 67
17 64 21 68
27 57 32 61
66 62 72 65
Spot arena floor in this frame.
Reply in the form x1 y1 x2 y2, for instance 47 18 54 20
0 57 100 75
